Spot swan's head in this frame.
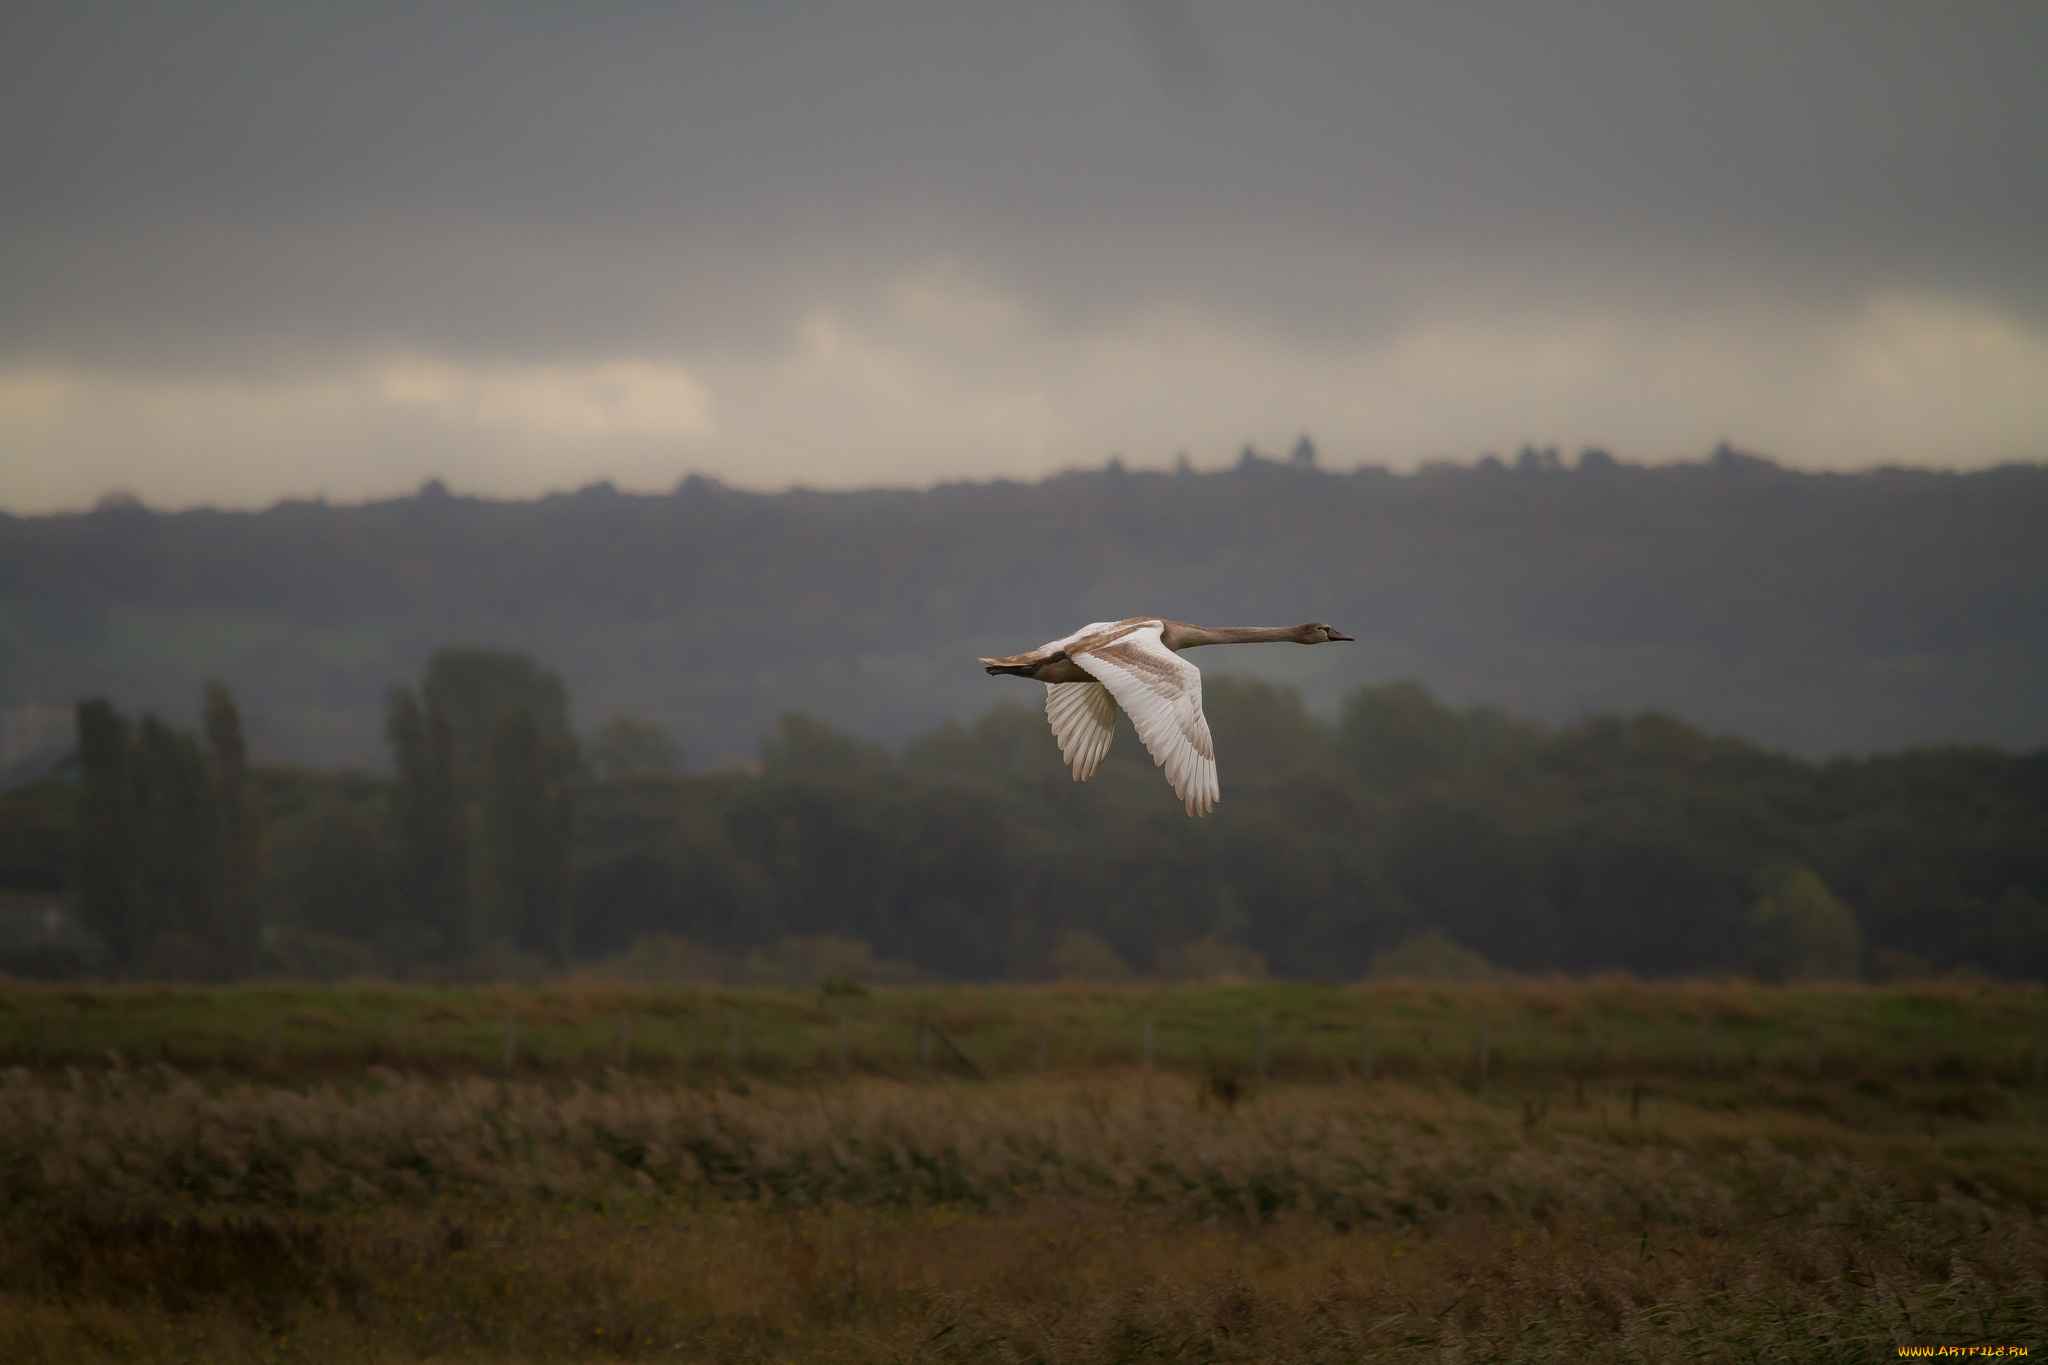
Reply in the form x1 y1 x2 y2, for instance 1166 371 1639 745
1304 622 1354 643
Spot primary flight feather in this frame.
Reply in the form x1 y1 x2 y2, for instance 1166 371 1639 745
979 617 1353 815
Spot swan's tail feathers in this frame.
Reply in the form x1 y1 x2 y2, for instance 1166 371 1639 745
980 648 1066 677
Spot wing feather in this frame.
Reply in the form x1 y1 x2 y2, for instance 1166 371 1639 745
1071 624 1220 816
1044 681 1117 780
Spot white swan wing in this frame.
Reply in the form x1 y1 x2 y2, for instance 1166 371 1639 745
1047 620 1125 653
1044 681 1117 781
1071 623 1219 816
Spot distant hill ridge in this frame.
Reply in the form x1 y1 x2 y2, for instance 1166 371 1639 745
2 446 2044 768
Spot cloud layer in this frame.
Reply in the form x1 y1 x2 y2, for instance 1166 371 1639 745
2 2 2043 510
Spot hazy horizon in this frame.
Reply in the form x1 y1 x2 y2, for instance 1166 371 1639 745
5 2 2045 514
39 440 2048 521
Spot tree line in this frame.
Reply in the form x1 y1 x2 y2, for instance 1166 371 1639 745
2 646 2041 984
29 650 578 979
3 447 2042 775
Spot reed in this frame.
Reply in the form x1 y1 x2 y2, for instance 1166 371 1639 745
1 981 2044 1360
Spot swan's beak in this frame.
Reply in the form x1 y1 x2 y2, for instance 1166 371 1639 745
1327 629 1355 641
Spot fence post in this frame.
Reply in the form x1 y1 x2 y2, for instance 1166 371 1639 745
503 1015 517 1072
1143 1016 1155 1070
1363 1022 1375 1081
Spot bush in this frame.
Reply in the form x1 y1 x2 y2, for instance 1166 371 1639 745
1748 865 1861 982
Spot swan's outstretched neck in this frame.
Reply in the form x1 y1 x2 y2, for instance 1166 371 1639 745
1161 622 1327 649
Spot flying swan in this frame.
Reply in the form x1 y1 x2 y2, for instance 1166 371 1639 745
980 619 1353 815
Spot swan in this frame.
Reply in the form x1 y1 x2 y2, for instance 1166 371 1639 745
980 619 1353 815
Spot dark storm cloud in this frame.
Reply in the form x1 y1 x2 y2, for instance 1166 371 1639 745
1122 0 1228 112
6 2 2042 345
0 2 2043 508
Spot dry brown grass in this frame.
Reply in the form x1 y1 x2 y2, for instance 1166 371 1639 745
4 1195 2040 1364
1 1060 2045 1361
3 980 2045 1360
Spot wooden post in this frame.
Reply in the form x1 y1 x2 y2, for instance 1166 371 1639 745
838 1014 850 1073
617 1015 631 1070
503 1015 517 1071
1142 1016 1155 1070
1363 1022 1375 1081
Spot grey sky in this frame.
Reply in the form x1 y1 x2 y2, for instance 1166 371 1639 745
3 1 2044 511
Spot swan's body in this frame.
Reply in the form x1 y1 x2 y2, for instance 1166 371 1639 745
979 618 1352 815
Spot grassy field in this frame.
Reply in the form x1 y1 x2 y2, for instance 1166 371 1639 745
1 979 2045 1362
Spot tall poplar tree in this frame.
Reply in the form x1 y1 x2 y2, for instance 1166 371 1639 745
76 695 247 977
385 683 469 961
422 647 577 785
74 698 140 967
204 681 265 976
479 704 575 965
131 715 227 976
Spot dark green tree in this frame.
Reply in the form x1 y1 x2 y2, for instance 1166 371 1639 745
423 648 579 789
479 705 575 964
74 693 256 978
760 712 892 778
130 715 228 978
385 683 468 960
74 698 140 967
273 797 389 945
1339 682 1536 791
1748 863 1862 983
204 681 265 976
